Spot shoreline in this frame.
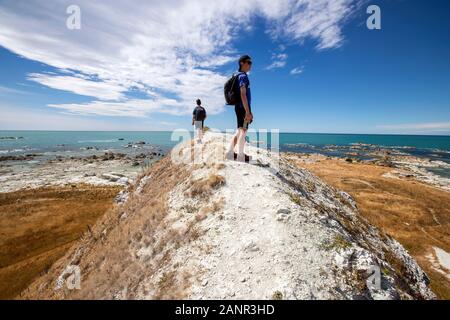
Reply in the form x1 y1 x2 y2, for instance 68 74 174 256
1 140 449 193
0 150 165 193
284 150 450 192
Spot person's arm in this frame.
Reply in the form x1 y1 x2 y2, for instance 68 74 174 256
192 116 195 125
240 86 253 122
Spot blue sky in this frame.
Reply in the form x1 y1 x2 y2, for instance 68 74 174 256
0 0 449 134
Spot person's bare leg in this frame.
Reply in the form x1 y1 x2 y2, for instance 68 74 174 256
226 129 239 159
236 128 247 162
196 128 202 143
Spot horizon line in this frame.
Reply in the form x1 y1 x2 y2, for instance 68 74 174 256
0 129 449 137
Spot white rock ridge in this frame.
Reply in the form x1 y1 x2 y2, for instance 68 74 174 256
134 132 435 300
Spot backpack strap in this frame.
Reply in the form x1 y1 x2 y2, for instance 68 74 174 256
231 71 243 88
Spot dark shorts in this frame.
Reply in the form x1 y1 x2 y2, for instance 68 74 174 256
235 105 251 130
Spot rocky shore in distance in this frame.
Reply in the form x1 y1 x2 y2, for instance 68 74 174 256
0 149 165 193
0 154 41 162
285 147 450 192
0 136 24 140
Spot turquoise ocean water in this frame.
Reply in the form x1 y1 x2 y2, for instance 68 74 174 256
1 131 450 175
1 130 449 154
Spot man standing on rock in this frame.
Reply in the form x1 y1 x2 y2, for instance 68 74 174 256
192 99 207 143
226 55 253 162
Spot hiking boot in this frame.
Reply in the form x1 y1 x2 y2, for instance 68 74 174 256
234 152 251 163
225 151 235 160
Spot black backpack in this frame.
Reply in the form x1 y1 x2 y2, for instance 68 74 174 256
194 106 206 121
224 72 242 105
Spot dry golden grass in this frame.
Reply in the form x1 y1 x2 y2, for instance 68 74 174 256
0 185 121 299
21 157 196 299
295 158 450 299
214 163 226 170
186 173 225 198
195 199 225 221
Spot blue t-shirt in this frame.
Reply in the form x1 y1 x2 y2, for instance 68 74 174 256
237 72 251 109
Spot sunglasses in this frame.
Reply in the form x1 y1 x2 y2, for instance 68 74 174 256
245 60 252 65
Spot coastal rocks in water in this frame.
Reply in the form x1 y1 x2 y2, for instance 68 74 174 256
135 153 147 159
97 152 126 161
0 136 24 140
349 142 377 150
0 152 143 192
377 155 450 191
44 149 163 169
80 146 99 151
0 154 39 162
124 141 146 149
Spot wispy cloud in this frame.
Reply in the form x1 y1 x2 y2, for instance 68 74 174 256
0 0 358 117
266 53 288 70
158 121 179 127
0 85 31 95
290 66 304 75
28 73 126 100
376 122 450 134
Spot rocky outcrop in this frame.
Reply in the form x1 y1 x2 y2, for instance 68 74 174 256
21 133 435 300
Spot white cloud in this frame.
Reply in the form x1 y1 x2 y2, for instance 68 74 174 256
0 85 31 95
0 105 169 131
266 53 288 70
48 98 184 117
0 0 358 118
290 66 304 75
159 121 179 127
274 0 358 50
376 122 450 134
28 73 126 100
